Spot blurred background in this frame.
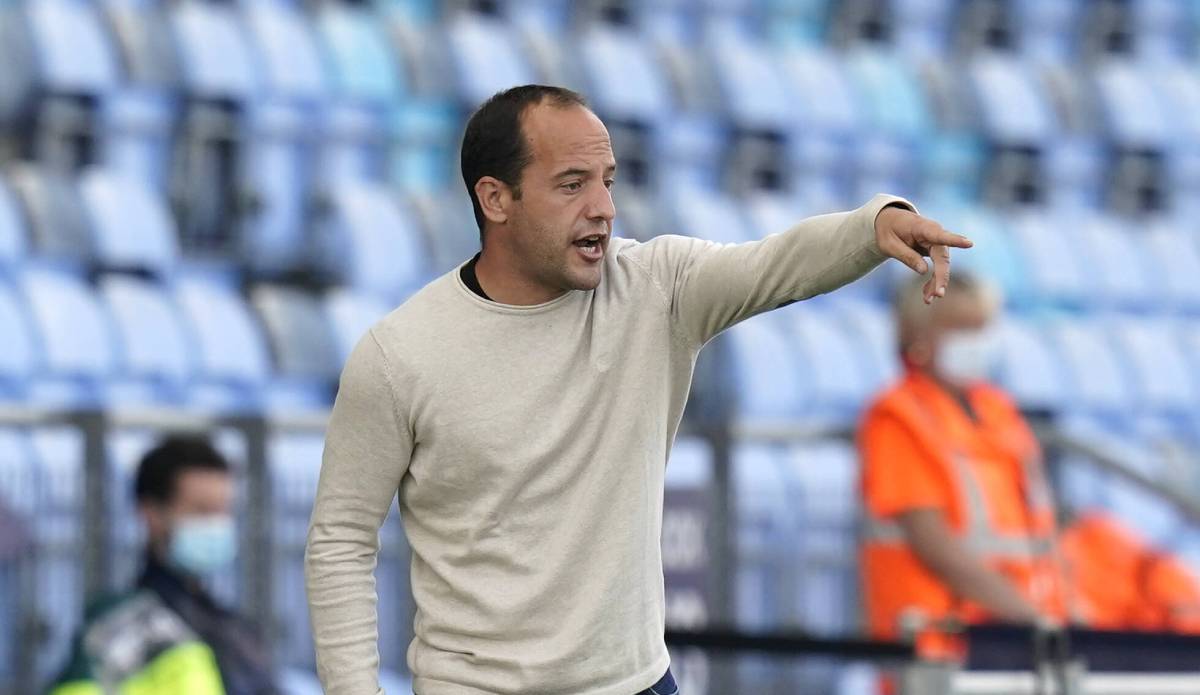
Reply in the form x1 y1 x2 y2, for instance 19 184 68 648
1 0 1200 693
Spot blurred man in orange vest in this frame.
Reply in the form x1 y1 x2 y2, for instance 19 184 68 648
858 272 1065 659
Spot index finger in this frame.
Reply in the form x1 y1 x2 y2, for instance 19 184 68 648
922 226 973 249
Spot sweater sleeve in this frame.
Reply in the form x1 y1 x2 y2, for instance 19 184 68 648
306 330 413 695
623 194 913 347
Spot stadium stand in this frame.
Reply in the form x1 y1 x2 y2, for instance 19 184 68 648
0 1 1197 693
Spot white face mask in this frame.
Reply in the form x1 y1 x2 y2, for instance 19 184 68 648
935 328 999 387
168 515 237 576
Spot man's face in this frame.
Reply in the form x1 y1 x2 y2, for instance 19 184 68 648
505 103 617 293
144 468 234 552
926 295 997 385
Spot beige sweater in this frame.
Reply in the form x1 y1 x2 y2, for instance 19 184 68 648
305 194 909 695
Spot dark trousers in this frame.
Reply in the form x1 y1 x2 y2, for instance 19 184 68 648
634 668 678 695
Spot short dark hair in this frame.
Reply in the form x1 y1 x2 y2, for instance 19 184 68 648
134 435 230 506
460 85 589 239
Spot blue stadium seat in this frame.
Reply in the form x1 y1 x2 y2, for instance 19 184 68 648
388 100 461 192
1043 137 1105 209
406 189 479 276
1132 0 1194 60
778 46 860 139
269 432 323 668
1108 317 1198 415
277 668 324 695
171 1 259 100
994 315 1069 412
732 443 792 629
20 267 118 407
1048 317 1136 416
243 2 330 104
26 0 120 94
1093 60 1170 148
929 203 1029 307
324 288 395 366
0 281 34 403
1075 212 1154 310
781 441 859 635
315 182 430 300
649 114 726 190
844 48 933 140
316 3 405 106
667 183 754 243
0 175 26 272
240 102 312 274
761 0 834 46
782 309 873 425
445 13 536 106
77 169 180 277
1014 0 1083 61
1105 476 1182 548
723 315 807 424
1150 63 1200 203
250 285 340 382
103 428 157 587
891 0 955 57
829 298 899 392
578 25 672 124
1007 208 1091 307
98 91 176 194
99 276 193 405
705 22 794 132
174 274 271 412
8 166 92 264
27 426 86 683
316 104 390 185
968 53 1057 145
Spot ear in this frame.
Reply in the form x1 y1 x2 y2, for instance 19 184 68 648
140 502 168 542
474 176 512 226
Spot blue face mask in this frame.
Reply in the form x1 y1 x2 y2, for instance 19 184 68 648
168 515 237 576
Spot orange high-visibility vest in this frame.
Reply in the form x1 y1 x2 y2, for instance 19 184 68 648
859 372 1065 659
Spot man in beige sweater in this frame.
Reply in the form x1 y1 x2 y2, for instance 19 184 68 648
305 85 970 695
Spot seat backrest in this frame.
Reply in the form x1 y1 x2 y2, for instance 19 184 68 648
20 267 117 381
1077 212 1153 309
668 182 754 243
1051 318 1135 414
251 285 339 380
579 26 671 123
994 315 1068 411
706 22 793 132
171 1 259 99
78 169 180 277
0 283 35 392
316 4 403 104
27 0 120 93
969 53 1056 145
725 315 807 423
445 13 535 106
786 308 872 415
244 2 328 102
779 46 860 136
9 166 93 264
318 182 428 300
845 47 932 139
0 176 26 271
1093 60 1170 148
1108 317 1197 413
324 288 394 366
99 275 192 387
175 276 271 386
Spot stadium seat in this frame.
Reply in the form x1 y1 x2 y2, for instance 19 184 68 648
844 47 933 140
994 315 1070 412
578 25 672 124
250 285 340 382
314 182 430 300
103 428 157 586
968 53 1057 145
445 12 536 106
243 2 329 104
0 428 32 689
1131 0 1194 59
171 1 259 100
1073 211 1154 310
1014 0 1083 61
97 91 176 194
77 169 180 277
402 189 478 276
26 0 120 94
20 267 118 407
239 102 313 274
101 0 180 89
930 203 1029 306
26 426 86 683
8 166 93 264
705 22 794 133
174 274 271 412
732 443 793 629
387 100 461 192
722 315 807 425
829 298 900 391
782 308 873 425
0 281 34 403
1105 476 1183 548
1048 317 1136 416
98 276 193 405
667 183 754 243
269 432 323 668
0 175 26 272
1107 317 1198 415
1007 208 1092 307
324 290 396 367
316 3 405 106
1093 59 1170 149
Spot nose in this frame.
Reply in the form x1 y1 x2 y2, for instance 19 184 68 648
586 183 616 226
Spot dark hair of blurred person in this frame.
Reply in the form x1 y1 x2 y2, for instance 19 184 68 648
48 436 278 695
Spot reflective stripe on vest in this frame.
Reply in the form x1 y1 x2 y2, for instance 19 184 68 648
862 389 1052 564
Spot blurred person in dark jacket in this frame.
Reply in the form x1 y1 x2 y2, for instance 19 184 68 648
48 436 277 695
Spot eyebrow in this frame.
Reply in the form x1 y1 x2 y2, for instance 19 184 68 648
552 163 619 180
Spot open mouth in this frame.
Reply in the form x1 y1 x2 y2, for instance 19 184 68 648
573 234 606 261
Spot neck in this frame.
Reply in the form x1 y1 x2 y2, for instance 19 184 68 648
474 244 567 306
